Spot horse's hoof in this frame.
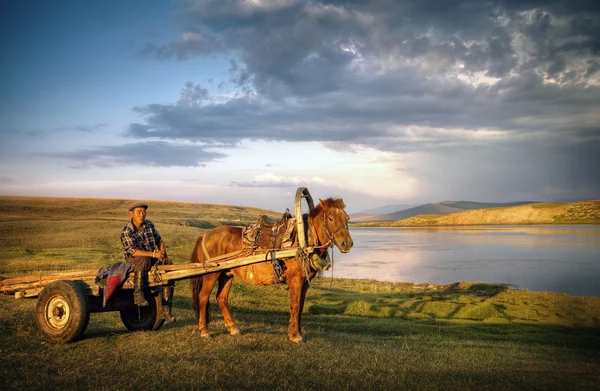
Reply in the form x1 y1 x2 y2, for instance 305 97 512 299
200 331 211 339
289 335 304 343
228 327 241 336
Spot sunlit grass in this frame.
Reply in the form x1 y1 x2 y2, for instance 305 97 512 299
2 278 600 390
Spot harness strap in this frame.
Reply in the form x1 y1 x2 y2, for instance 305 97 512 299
201 233 211 261
271 250 284 287
200 232 248 265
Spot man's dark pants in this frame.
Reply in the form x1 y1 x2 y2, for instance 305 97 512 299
126 256 176 321
126 256 174 271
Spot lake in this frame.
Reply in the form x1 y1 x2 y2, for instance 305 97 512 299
331 225 600 297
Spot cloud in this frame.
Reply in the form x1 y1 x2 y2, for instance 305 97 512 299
127 69 600 148
231 173 327 188
132 1 600 140
139 28 220 59
178 81 210 107
45 141 226 168
414 136 600 202
146 1 600 94
126 0 600 200
53 123 109 132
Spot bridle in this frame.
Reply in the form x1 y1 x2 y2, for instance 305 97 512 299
304 208 350 285
309 209 350 250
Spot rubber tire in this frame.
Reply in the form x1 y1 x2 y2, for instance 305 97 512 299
119 293 165 332
35 280 90 343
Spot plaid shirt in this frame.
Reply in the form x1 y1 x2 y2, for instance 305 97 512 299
120 219 162 260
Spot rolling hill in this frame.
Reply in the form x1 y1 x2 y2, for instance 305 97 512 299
351 200 536 223
356 200 600 227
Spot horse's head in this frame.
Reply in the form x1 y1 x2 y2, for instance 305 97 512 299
310 198 354 253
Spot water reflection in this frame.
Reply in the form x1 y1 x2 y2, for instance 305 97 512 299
332 225 600 297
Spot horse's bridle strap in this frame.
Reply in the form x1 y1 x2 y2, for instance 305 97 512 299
319 211 349 249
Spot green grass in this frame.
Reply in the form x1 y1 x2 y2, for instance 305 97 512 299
2 279 599 390
1 196 600 390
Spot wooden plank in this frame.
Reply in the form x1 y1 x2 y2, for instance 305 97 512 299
1 247 306 297
0 269 100 285
156 247 302 282
1 277 98 294
24 288 43 298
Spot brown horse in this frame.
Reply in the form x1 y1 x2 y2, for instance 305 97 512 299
190 197 353 343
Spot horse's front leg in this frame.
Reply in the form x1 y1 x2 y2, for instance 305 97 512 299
288 273 308 343
198 273 219 338
217 273 240 336
298 279 310 327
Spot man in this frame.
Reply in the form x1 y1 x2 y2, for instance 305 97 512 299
120 201 176 322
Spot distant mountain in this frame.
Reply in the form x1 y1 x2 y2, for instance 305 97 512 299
439 201 537 210
354 204 417 215
350 204 416 223
350 200 538 223
359 200 600 227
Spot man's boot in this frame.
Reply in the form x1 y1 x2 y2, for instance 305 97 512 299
161 284 176 322
133 269 149 307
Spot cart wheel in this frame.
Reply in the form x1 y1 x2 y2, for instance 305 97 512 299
119 293 165 332
35 280 90 343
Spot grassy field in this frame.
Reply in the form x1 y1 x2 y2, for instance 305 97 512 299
0 196 280 277
356 200 600 227
1 196 600 390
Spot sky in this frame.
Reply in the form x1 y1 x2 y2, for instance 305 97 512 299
1 0 599 214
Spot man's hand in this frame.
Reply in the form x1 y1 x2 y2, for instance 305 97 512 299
158 242 167 260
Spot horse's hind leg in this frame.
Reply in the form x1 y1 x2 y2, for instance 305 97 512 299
198 273 219 338
217 273 240 336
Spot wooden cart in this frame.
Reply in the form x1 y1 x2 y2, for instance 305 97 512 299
0 187 316 343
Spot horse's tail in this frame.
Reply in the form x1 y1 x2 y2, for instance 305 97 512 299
190 235 204 320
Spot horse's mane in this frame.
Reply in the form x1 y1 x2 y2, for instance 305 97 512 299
309 197 346 218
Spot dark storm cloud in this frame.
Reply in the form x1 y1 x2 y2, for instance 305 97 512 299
130 0 600 199
414 137 600 202
138 0 600 120
45 141 225 169
244 1 592 90
126 69 600 149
